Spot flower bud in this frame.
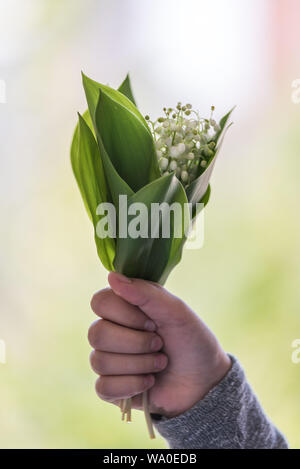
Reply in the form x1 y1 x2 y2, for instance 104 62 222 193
204 146 214 158
181 170 188 182
165 137 172 147
170 146 179 158
169 160 177 171
159 157 169 170
177 143 185 154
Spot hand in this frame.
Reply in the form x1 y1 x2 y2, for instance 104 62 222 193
88 272 231 418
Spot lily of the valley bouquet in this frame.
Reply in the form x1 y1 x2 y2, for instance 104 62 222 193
71 73 233 437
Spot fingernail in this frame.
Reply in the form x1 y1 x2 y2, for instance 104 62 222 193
155 354 168 370
144 320 156 332
113 272 132 284
144 375 155 387
151 336 163 351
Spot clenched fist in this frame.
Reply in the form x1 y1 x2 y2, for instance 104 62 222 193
88 272 231 418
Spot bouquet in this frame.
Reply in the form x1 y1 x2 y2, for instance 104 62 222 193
71 72 233 437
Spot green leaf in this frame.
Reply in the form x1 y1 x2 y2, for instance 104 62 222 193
118 74 136 106
201 183 211 207
186 108 234 211
94 88 160 192
159 184 211 284
70 109 95 212
71 113 115 270
71 113 94 220
71 73 138 160
81 73 152 136
113 173 189 283
185 153 217 210
95 118 134 208
215 106 235 147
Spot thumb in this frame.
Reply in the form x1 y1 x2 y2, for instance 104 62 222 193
107 272 180 324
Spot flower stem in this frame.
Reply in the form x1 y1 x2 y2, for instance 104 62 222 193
121 398 129 421
142 391 155 439
126 398 132 422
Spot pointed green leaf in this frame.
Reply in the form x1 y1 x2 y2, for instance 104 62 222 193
71 113 94 220
95 118 134 208
71 113 115 270
159 184 211 284
81 73 152 136
215 106 235 147
70 110 95 211
118 74 136 106
71 73 137 158
185 151 218 210
94 88 160 192
186 108 234 211
113 173 189 283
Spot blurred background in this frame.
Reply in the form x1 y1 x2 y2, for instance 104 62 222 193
0 0 300 449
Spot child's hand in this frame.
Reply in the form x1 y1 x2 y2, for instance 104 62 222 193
88 272 231 418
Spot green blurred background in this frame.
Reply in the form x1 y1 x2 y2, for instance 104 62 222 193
1 0 300 449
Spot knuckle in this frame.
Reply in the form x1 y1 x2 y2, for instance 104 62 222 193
87 320 98 347
89 350 96 370
90 288 113 314
88 318 106 348
95 377 112 400
90 351 108 375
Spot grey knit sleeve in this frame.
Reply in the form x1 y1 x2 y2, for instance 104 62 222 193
152 355 288 449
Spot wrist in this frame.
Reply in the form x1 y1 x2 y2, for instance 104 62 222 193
159 351 232 419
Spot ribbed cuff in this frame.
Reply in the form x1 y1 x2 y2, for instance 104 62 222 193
152 354 288 449
152 355 244 449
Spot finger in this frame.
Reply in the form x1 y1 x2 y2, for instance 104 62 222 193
108 272 186 324
95 374 155 401
88 319 163 354
91 288 156 332
90 350 168 376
